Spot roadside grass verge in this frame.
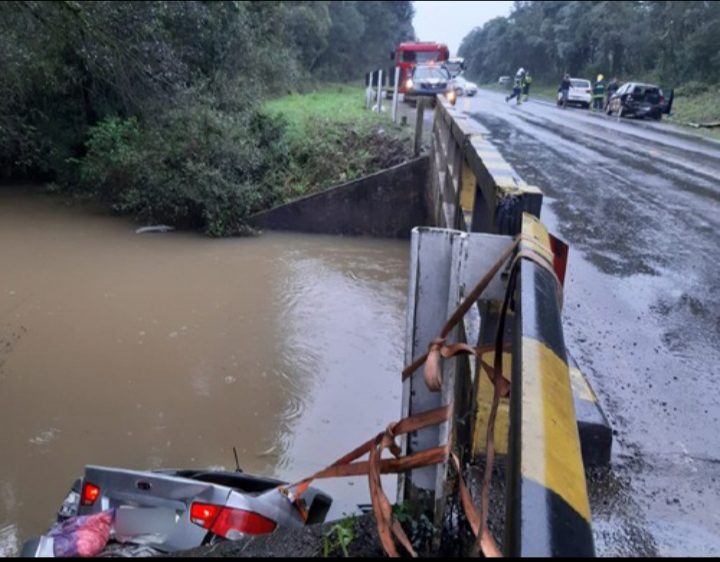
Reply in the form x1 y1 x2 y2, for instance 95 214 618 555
264 83 372 140
264 84 413 201
666 84 720 140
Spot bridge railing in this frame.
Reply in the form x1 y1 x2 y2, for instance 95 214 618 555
400 96 601 556
425 96 542 234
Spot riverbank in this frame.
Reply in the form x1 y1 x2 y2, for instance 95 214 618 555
55 84 414 237
263 84 413 203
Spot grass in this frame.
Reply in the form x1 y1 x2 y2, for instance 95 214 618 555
666 85 720 140
263 83 414 201
323 515 356 557
264 83 389 141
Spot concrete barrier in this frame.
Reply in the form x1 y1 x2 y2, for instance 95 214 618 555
426 97 543 233
249 157 430 238
505 215 595 556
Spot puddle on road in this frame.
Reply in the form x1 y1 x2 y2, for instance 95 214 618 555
0 187 409 554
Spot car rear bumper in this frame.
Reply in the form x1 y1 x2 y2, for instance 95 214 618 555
408 90 446 98
623 103 662 117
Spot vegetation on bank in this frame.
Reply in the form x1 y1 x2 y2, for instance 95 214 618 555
264 86 413 201
0 1 415 235
666 83 720 126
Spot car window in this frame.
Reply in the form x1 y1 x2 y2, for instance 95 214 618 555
571 79 590 88
402 51 441 63
413 66 449 80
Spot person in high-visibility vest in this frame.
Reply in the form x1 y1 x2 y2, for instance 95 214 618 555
522 72 532 102
506 67 525 105
592 74 606 111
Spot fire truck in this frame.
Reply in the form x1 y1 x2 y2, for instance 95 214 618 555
392 42 450 95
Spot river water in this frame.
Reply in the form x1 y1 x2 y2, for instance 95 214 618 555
0 187 409 555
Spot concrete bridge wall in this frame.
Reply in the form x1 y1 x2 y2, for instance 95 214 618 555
249 156 430 238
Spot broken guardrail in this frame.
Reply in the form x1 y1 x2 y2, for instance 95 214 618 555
400 217 596 556
399 96 608 556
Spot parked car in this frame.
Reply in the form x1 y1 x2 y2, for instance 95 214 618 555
498 76 511 85
405 64 456 106
606 82 665 120
556 78 592 108
21 465 332 557
450 76 478 97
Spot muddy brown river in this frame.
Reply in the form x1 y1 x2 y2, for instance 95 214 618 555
0 187 409 555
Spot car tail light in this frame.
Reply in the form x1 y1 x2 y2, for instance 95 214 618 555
586 89 591 93
211 508 277 538
659 95 665 104
190 503 277 537
81 482 101 506
190 503 222 529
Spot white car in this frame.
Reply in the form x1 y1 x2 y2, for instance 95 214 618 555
450 76 478 97
557 78 592 108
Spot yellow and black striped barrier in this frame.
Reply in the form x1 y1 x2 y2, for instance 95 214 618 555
505 215 595 557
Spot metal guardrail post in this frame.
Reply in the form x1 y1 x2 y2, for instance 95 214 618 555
365 72 373 110
392 66 400 123
399 227 512 525
376 69 383 113
414 98 425 156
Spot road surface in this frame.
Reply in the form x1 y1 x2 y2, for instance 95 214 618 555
463 90 720 556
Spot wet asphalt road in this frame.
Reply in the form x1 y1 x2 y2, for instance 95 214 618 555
464 90 720 556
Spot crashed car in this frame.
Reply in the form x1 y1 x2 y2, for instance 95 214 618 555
21 465 332 557
404 64 456 106
606 82 666 120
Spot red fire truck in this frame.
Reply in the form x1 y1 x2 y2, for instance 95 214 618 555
392 42 450 94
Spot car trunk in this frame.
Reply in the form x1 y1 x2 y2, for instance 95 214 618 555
641 88 661 104
78 466 232 551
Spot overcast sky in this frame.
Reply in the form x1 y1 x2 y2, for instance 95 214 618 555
413 1 514 56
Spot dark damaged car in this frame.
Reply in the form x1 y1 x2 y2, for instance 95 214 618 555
606 82 668 120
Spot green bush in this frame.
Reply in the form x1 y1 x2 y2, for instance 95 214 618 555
675 81 711 97
278 118 413 200
77 97 289 236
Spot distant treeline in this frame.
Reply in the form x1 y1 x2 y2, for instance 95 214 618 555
0 1 414 234
459 1 720 86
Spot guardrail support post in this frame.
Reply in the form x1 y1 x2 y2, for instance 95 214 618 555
365 72 373 110
392 66 400 123
376 69 383 113
399 227 513 535
414 98 425 156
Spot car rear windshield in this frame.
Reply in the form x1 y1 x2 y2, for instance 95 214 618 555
414 66 449 80
632 86 661 102
571 80 591 88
